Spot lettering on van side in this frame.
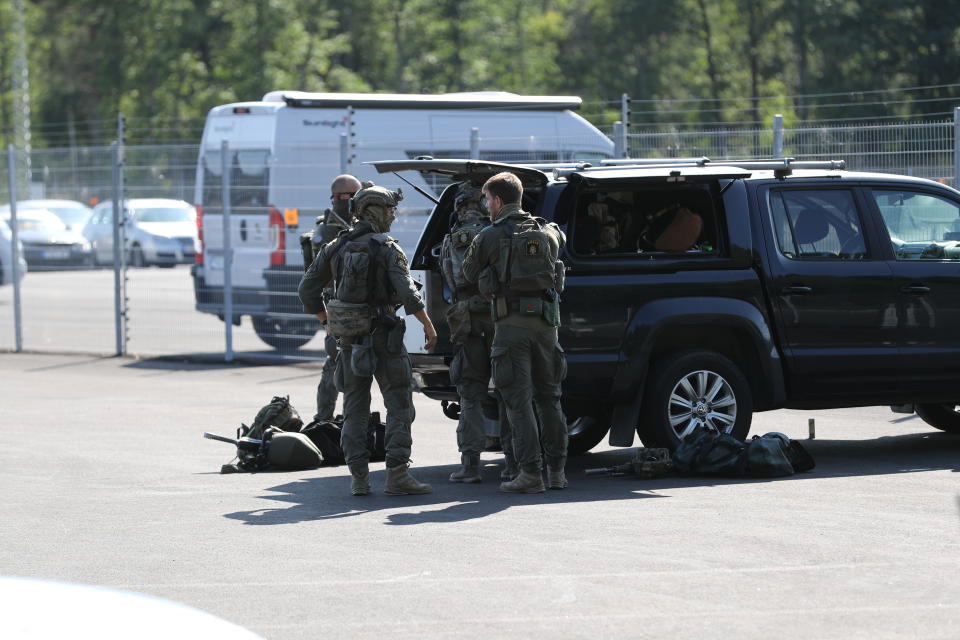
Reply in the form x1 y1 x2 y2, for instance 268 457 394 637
303 119 346 128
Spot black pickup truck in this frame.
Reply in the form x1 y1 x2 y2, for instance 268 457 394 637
371 158 960 454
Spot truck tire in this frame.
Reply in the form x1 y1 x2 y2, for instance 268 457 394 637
914 403 960 434
252 316 319 350
566 413 610 456
637 350 753 449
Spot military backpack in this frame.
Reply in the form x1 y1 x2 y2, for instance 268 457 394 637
441 218 486 296
501 217 565 295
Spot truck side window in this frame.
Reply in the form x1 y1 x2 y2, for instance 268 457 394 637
870 189 960 260
769 189 867 260
570 187 718 257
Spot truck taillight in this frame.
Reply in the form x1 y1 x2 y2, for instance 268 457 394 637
268 206 285 266
195 205 204 265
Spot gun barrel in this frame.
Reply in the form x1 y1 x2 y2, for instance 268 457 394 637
203 432 239 446
584 467 614 476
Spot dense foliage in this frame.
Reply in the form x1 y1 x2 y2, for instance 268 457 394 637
2 0 959 146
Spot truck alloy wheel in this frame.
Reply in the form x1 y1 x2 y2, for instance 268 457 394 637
638 350 753 449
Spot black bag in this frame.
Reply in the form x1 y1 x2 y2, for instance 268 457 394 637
673 428 745 476
299 411 387 466
674 428 815 478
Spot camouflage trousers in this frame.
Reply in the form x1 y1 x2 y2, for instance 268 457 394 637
491 317 568 473
314 331 340 422
336 318 415 468
450 309 514 465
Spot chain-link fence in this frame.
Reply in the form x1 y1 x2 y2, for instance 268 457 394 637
626 116 958 185
3 114 960 362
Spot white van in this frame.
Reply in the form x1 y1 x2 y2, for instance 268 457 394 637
192 90 614 350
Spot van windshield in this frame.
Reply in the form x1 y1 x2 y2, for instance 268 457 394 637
201 149 270 208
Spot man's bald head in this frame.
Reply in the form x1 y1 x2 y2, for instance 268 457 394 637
331 174 362 196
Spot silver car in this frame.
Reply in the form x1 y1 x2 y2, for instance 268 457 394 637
0 214 27 286
2 208 94 269
84 198 198 267
0 199 94 232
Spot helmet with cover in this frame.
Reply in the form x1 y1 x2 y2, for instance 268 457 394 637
351 186 403 233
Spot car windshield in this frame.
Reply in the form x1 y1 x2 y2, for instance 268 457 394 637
9 210 67 232
45 206 91 226
132 207 193 223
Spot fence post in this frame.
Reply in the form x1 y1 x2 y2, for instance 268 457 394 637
621 93 631 157
339 132 349 174
613 121 625 158
470 127 480 159
110 140 127 356
954 107 960 187
345 105 355 170
6 145 23 352
773 114 784 158
220 140 234 363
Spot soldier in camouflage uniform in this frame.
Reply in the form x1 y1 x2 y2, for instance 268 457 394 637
441 182 516 483
299 185 438 496
462 172 568 494
311 174 362 422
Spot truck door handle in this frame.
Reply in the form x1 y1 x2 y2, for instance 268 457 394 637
900 284 930 295
781 285 812 295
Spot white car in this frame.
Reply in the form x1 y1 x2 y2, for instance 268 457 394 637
0 212 27 285
84 198 198 267
0 199 94 231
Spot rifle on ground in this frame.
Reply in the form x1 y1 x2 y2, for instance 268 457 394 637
584 448 674 479
203 431 262 454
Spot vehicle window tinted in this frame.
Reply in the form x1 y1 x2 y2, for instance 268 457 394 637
870 189 960 260
769 189 867 260
569 185 719 258
202 149 270 208
132 207 194 223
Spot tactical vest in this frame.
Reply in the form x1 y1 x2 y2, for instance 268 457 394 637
441 217 486 298
500 216 564 295
329 231 391 306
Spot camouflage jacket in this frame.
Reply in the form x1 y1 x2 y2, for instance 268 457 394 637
298 220 424 316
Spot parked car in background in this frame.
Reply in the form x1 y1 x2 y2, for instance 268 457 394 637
0 216 27 285
84 198 197 267
2 208 94 269
0 199 93 232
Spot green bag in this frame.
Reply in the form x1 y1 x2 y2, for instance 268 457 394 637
266 432 322 470
240 395 303 441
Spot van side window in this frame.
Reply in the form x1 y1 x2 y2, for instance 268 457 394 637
769 189 867 260
202 149 270 209
570 186 719 258
870 189 960 260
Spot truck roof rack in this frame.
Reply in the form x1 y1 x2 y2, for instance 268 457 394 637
553 157 845 179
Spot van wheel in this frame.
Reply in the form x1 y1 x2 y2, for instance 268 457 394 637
567 413 610 455
915 403 960 434
252 316 319 350
638 350 753 450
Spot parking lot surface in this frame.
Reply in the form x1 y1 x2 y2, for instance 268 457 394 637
1 352 958 639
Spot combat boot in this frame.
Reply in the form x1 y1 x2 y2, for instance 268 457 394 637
384 463 433 495
348 463 370 496
499 462 519 482
449 454 482 483
547 466 568 489
499 469 545 494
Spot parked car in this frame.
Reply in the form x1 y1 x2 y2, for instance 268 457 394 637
0 199 93 232
370 157 960 454
2 208 94 269
0 215 27 285
84 198 197 267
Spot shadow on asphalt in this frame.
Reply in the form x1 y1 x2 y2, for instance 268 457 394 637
121 351 329 371
222 431 960 527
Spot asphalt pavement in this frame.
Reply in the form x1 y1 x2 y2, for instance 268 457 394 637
1 352 958 639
